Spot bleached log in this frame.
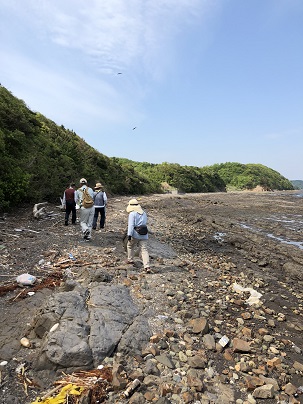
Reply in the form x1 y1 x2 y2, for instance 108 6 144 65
33 202 48 219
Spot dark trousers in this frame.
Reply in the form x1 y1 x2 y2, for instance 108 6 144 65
93 207 106 229
65 201 76 224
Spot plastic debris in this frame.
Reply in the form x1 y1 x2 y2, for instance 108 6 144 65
218 335 229 347
16 273 37 286
27 292 35 296
68 253 76 260
0 361 8 366
122 378 141 398
157 315 168 320
30 367 112 403
232 282 262 305
16 362 27 374
30 383 84 404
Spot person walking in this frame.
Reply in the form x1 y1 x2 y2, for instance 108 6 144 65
62 183 77 225
75 178 95 240
92 182 107 230
126 198 151 272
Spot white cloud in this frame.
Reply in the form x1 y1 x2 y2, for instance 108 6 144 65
6 0 213 79
0 48 135 125
0 0 219 136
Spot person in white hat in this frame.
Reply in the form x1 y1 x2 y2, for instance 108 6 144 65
92 182 107 230
75 178 95 240
126 198 151 272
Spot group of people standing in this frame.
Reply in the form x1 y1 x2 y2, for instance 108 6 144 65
62 178 107 240
62 178 151 272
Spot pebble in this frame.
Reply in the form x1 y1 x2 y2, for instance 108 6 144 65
4 195 303 404
20 337 31 348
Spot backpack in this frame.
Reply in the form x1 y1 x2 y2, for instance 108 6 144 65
82 186 94 208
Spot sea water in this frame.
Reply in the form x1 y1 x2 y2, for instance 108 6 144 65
238 191 303 250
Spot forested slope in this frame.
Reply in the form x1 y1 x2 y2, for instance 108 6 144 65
115 160 294 193
0 85 294 212
209 162 294 192
0 86 158 211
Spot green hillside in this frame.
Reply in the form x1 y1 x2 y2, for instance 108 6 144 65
113 160 294 194
115 159 226 194
0 85 294 212
0 86 162 211
209 162 294 192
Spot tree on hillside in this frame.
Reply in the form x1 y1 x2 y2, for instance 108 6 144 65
210 162 293 191
0 85 293 211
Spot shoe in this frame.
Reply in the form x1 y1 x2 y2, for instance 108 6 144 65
92 227 96 230
83 229 90 239
145 267 153 274
65 221 68 226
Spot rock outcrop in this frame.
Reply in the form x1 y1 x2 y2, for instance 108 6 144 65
31 269 151 371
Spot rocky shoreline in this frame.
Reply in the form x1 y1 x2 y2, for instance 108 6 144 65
0 192 302 403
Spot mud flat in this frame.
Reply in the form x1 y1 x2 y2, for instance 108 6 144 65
0 191 302 403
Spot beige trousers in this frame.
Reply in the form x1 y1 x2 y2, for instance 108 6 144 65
127 238 150 269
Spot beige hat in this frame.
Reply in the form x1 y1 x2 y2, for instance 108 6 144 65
126 198 144 214
80 178 87 184
94 182 103 190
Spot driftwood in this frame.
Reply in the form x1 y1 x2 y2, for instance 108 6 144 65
0 272 63 299
15 228 40 234
33 202 48 219
33 203 62 220
33 367 114 403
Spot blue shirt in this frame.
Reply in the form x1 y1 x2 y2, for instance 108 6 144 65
128 211 148 240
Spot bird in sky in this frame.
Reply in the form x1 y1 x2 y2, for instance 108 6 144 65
117 72 122 75
132 127 137 130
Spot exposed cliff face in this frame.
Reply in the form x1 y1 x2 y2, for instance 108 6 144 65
0 191 302 403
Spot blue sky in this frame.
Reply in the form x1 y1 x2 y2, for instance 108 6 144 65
1 0 302 180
